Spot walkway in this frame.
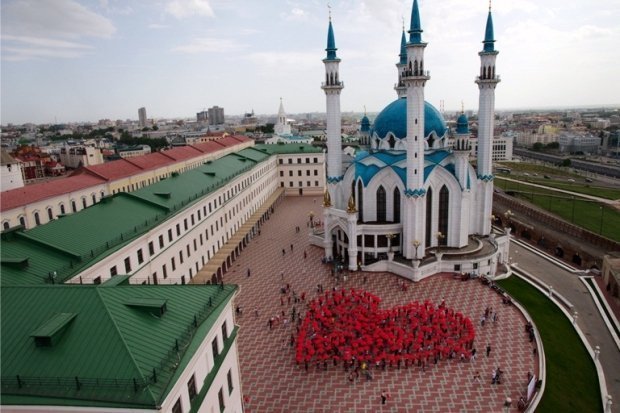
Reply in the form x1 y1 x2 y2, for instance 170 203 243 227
224 196 538 412
510 241 620 411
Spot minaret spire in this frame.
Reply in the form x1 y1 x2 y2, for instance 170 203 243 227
394 25 408 97
409 0 423 44
325 6 338 60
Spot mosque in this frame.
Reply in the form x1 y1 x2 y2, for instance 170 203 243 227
319 0 510 279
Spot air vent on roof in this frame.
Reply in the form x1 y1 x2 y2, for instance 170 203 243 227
203 172 216 177
154 192 172 199
1 257 29 269
31 313 77 347
125 298 168 317
171 172 179 177
204 160 212 164
299 146 305 151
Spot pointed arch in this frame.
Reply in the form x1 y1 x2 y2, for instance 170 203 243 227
393 187 401 223
425 187 433 246
438 185 449 245
376 186 386 222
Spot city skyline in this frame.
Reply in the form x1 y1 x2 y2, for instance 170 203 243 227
1 0 619 125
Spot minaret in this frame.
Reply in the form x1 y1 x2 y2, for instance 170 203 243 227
401 0 430 259
394 25 407 98
453 109 471 190
475 5 500 235
322 14 344 185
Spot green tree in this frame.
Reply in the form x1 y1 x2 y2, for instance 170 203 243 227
532 142 544 151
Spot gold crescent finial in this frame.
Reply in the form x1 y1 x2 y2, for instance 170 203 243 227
489 0 492 11
323 189 332 207
402 15 405 31
461 100 464 113
328 3 332 21
347 193 357 213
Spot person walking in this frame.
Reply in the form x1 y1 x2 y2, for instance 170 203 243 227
380 390 390 405
486 344 491 357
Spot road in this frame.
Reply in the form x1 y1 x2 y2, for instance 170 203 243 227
510 241 620 411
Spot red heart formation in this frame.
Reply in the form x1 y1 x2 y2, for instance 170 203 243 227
295 289 475 367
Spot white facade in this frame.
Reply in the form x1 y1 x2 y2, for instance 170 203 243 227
273 99 292 136
1 151 24 191
469 136 513 161
59 146 104 169
118 145 152 159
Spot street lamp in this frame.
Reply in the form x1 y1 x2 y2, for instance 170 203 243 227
413 239 421 260
436 231 445 253
386 233 395 252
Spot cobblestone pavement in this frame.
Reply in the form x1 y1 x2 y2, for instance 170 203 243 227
225 196 538 413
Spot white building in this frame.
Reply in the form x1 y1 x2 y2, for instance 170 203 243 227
59 145 104 168
319 0 509 279
265 99 313 145
118 144 152 159
559 132 601 154
470 135 514 161
1 150 24 191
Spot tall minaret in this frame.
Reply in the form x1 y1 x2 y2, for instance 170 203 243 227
401 0 430 259
453 110 471 190
475 5 500 235
322 13 344 186
394 25 407 98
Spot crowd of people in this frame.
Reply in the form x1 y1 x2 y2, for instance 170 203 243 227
295 288 476 369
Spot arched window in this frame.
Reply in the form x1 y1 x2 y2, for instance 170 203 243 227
388 135 396 149
393 187 401 223
47 208 53 221
357 180 364 222
60 203 66 214
351 180 356 202
413 60 418 75
34 212 41 226
82 198 87 209
92 194 97 204
71 201 77 212
425 187 433 246
438 185 449 245
19 216 26 227
3 221 9 230
376 186 386 222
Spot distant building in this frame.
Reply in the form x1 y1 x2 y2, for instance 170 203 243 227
197 110 208 123
470 135 513 161
558 133 600 154
241 110 258 125
59 146 104 169
1 150 24 191
118 144 152 159
138 107 147 128
266 99 312 145
208 106 225 125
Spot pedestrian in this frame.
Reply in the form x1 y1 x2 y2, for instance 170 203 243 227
282 248 286 256
380 390 390 405
290 243 294 251
486 344 491 357
268 317 273 330
247 268 251 277
470 348 477 362
281 271 284 280
473 371 481 383
304 250 307 259
254 307 259 318
493 312 498 323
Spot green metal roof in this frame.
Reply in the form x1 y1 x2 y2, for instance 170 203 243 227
0 144 318 286
1 283 237 408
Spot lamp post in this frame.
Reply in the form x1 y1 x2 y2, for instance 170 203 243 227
413 239 421 260
436 231 445 253
309 211 314 228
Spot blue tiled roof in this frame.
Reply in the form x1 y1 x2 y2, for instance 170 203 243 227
456 113 469 134
371 98 447 140
408 0 423 44
325 20 338 60
483 11 496 52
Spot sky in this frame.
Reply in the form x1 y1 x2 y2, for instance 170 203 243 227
1 0 619 125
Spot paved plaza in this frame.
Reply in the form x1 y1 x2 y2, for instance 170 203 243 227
224 196 538 412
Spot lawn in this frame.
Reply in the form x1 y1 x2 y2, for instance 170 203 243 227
495 179 620 242
497 276 602 413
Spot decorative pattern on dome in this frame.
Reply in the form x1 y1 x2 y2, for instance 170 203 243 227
371 98 447 141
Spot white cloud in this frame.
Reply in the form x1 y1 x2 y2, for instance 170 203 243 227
2 0 116 39
166 0 214 19
172 37 244 54
280 7 307 21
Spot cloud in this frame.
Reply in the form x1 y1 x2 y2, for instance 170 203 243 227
2 0 115 61
280 7 307 21
148 23 170 30
172 37 244 54
166 0 214 19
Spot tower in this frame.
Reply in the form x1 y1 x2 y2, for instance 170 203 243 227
453 111 471 189
475 6 500 235
138 107 147 128
322 15 344 187
401 0 430 259
274 98 291 136
394 27 408 98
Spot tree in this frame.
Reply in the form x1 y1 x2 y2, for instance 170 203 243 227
560 159 571 167
532 142 543 152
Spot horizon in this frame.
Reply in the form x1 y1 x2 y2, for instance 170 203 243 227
1 0 619 125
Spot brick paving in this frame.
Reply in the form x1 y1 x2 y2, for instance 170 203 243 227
224 196 538 412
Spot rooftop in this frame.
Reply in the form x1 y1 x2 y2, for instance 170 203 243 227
1 283 237 409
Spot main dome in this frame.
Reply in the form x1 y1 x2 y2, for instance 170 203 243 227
371 98 447 140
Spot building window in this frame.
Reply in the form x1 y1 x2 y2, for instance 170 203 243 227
93 276 102 284
137 249 144 264
288 159 292 164
176 223 181 236
280 171 284 177
162 264 168 279
297 170 302 177
2 221 9 230
171 257 176 271
124 257 132 273
393 187 401 223
92 194 97 204
148 241 155 256
357 180 364 222
47 208 53 221
297 158 301 164
227 369 234 395
19 216 26 227
179 250 184 264
159 235 164 248
314 170 318 176
168 229 173 242
212 337 219 358
60 204 66 214
288 171 293 177
187 374 197 402
376 186 386 222
438 185 449 245
184 219 188 231
218 387 225 412
172 398 183 413
222 322 228 340
34 212 41 226
110 266 117 277
82 198 87 209
313 157 318 163
425 187 433 246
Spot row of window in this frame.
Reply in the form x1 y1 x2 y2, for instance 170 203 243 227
280 169 320 177
97 164 275 284
278 157 319 165
171 319 235 413
282 181 320 188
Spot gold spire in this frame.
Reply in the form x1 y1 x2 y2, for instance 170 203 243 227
328 3 332 21
346 193 357 213
323 189 332 207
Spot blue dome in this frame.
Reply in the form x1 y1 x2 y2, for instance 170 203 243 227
371 98 447 140
360 115 370 132
456 113 469 134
